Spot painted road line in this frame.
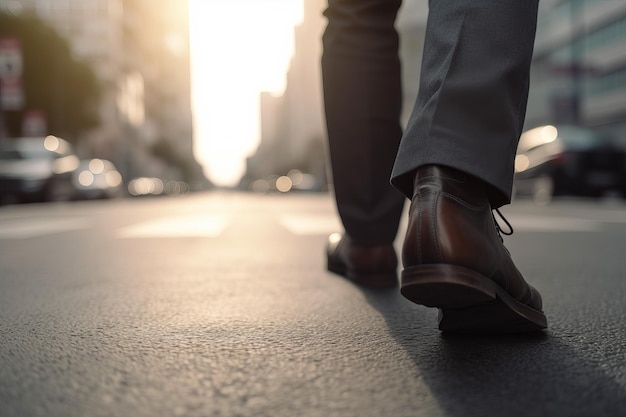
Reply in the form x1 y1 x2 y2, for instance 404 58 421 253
117 215 229 238
279 214 342 236
0 218 91 239
280 213 601 236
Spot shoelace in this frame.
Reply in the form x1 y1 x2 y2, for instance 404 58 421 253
493 208 513 242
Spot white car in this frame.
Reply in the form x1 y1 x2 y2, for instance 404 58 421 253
0 136 80 203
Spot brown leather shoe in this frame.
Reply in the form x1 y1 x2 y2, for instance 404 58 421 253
326 233 398 288
400 165 547 333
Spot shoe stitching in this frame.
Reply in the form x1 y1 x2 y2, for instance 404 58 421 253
441 192 488 211
431 191 442 263
415 188 443 264
415 193 423 265
416 174 465 185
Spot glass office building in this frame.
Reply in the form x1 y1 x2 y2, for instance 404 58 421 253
527 0 626 142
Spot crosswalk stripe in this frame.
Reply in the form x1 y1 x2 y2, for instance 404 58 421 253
505 215 601 232
0 218 91 239
279 213 601 235
117 215 229 238
0 213 606 241
278 214 342 235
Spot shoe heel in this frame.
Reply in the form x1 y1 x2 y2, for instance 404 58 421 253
400 264 497 309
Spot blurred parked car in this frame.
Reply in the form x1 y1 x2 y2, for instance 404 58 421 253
128 177 165 197
248 169 324 194
513 125 626 203
127 177 190 197
0 136 80 203
72 159 124 200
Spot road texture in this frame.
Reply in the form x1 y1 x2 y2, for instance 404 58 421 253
1 191 625 416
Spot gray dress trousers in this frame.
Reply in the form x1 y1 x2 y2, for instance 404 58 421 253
322 0 539 245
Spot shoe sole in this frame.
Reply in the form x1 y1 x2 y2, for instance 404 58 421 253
400 264 547 334
327 261 397 288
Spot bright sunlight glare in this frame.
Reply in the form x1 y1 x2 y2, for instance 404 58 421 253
189 1 303 187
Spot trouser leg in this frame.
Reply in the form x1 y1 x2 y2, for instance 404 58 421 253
322 0 406 245
391 0 540 208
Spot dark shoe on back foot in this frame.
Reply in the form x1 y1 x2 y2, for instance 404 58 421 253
400 165 547 333
326 233 398 288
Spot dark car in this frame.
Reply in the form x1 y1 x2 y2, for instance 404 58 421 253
513 125 626 203
0 136 80 203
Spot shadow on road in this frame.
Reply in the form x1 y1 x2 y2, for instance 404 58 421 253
360 288 626 417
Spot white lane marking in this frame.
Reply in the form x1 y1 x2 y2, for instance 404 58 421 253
0 218 91 239
505 215 601 232
279 213 601 236
279 214 342 235
581 210 626 225
117 215 229 238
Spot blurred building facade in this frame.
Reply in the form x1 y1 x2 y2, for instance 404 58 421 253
243 0 327 191
0 0 203 184
244 0 428 191
246 0 626 192
527 0 626 141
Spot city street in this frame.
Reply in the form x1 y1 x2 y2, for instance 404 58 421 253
1 191 625 417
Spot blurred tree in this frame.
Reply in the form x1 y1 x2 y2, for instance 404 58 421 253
0 12 101 140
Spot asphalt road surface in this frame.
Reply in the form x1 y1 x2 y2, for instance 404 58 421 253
1 191 625 417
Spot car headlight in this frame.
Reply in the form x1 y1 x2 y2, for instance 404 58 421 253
78 171 94 187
